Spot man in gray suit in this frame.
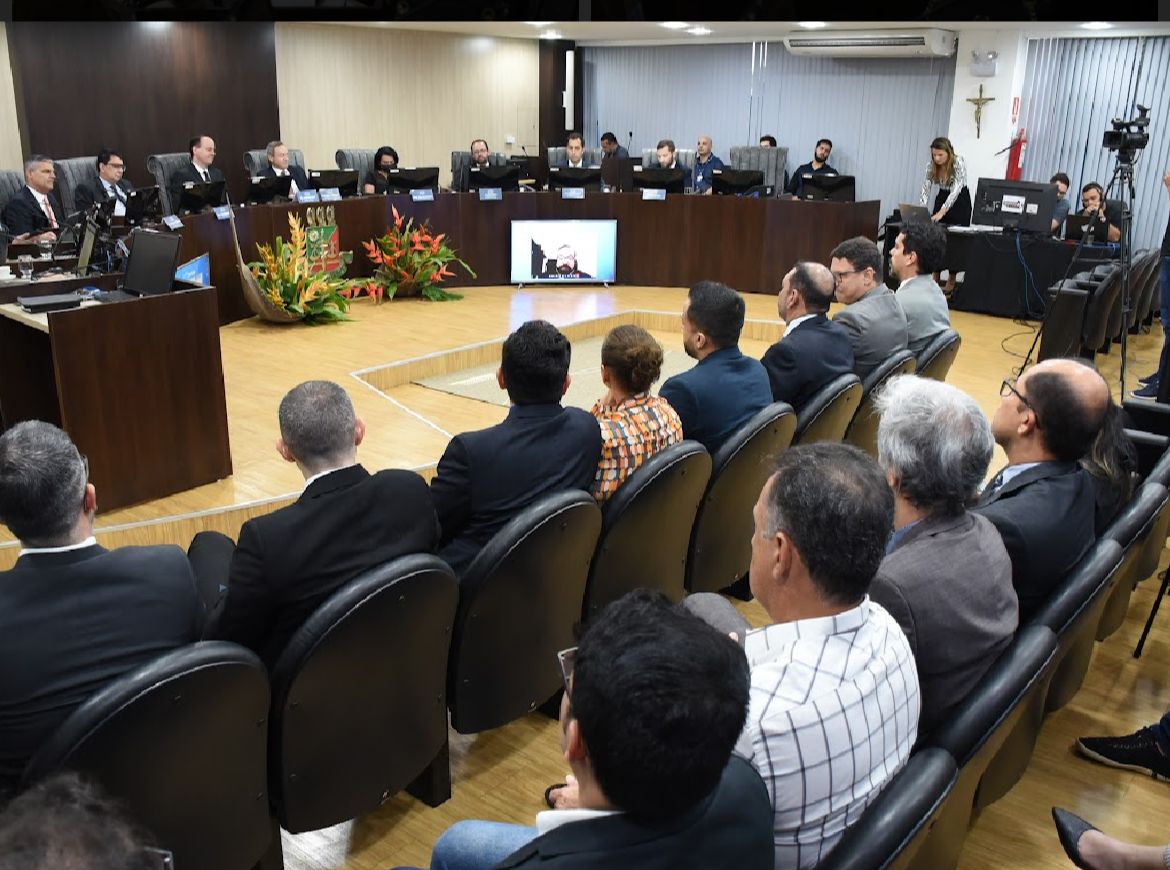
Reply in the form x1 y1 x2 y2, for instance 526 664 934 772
889 221 951 356
830 236 909 378
869 374 1017 737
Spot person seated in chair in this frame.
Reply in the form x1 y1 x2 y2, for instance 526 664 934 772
2 155 64 241
74 148 135 217
760 261 854 412
888 219 951 356
830 236 909 378
191 380 438 669
430 320 603 575
869 375 1017 737
424 590 775 870
659 281 773 455
0 422 201 797
454 138 492 193
258 140 309 197
654 139 682 170
168 135 225 213
362 146 399 195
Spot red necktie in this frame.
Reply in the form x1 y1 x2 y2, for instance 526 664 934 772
40 195 57 229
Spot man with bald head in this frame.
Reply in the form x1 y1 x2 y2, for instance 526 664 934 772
692 135 725 195
760 261 854 412
975 358 1112 620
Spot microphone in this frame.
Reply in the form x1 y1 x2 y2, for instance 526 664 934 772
521 144 529 158
627 130 633 153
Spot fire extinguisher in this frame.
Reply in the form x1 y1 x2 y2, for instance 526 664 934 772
1006 129 1027 180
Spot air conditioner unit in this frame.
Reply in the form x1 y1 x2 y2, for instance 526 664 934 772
783 29 957 58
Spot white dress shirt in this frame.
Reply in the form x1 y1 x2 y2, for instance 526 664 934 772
302 462 357 492
274 167 299 196
735 597 920 869
19 536 98 557
782 313 817 338
102 179 127 216
535 807 619 835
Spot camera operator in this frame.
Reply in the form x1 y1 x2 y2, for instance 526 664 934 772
1079 182 1123 243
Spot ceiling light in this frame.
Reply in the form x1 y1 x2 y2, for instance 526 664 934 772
659 21 691 29
797 21 828 29
525 20 552 26
688 26 712 35
540 30 562 39
1080 21 1113 29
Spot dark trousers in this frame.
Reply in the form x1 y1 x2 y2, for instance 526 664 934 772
187 530 237 613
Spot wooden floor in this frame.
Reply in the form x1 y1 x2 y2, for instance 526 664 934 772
8 282 1170 867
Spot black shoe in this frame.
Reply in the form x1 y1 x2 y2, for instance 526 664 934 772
1075 726 1170 780
1051 807 1097 870
1130 382 1161 401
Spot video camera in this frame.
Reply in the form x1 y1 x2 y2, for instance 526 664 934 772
1103 103 1150 162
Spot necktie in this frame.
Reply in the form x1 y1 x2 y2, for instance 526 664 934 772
982 468 1006 500
201 169 210 183
39 195 57 228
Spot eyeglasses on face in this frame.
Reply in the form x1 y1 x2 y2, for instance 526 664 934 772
556 646 577 697
1000 377 1041 426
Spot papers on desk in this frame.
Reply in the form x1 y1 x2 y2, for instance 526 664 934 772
948 224 1003 234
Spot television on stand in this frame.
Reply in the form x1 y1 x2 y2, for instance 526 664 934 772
510 219 617 285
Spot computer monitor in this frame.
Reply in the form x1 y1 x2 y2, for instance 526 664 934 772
176 180 225 215
247 174 293 205
547 166 602 191
308 169 359 198
385 167 440 194
711 168 765 196
630 166 688 194
972 177 1057 233
125 186 161 227
803 174 856 203
601 156 638 192
509 219 617 284
121 229 183 296
468 164 520 192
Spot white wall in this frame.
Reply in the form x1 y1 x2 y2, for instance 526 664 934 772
0 25 25 170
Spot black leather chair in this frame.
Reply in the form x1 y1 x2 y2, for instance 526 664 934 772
1081 265 1123 358
335 147 377 181
844 350 917 458
1124 430 1170 483
244 147 306 176
53 155 98 214
1127 250 1161 331
817 748 957 870
791 374 862 446
914 329 962 381
22 642 273 870
1097 484 1169 640
685 402 796 594
1039 284 1091 362
1030 539 1125 712
145 151 191 215
268 555 459 838
584 441 711 619
447 491 601 734
911 626 1058 870
0 169 23 214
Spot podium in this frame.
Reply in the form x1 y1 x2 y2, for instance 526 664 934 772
0 286 232 512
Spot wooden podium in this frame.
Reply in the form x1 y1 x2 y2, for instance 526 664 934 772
0 286 232 512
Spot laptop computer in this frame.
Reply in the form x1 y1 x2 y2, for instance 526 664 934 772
897 203 933 223
1065 213 1112 243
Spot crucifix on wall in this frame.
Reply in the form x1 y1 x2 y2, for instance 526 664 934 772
967 84 995 139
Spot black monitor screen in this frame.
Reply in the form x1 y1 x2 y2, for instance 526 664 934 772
972 177 1057 233
177 180 225 215
630 167 687 193
468 164 520 191
547 167 602 190
248 174 292 204
803 174 856 203
308 169 359 197
125 186 161 227
122 229 182 296
712 169 765 196
386 167 440 193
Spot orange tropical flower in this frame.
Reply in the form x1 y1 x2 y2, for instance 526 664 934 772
392 206 403 231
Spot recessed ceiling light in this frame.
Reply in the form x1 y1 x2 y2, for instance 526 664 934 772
688 26 712 35
540 30 562 39
660 21 691 29
1079 21 1113 29
797 21 828 29
525 20 552 26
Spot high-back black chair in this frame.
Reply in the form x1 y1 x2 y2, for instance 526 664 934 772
584 441 711 620
334 148 377 181
448 491 601 734
53 155 98 214
1133 251 1164 327
844 350 917 458
1097 483 1169 641
911 626 1058 870
817 748 957 870
1125 430 1170 483
22 642 273 870
915 329 962 381
1030 538 1125 713
791 374 862 446
1081 265 1123 356
685 402 796 594
1127 250 1160 330
268 555 459 836
145 151 192 215
0 169 23 214
243 147 306 176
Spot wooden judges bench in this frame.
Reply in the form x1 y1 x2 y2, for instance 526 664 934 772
181 192 882 324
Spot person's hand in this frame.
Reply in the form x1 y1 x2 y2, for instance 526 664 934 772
703 187 713 196
548 775 580 809
1163 169 1170 192
931 210 945 222
32 231 56 243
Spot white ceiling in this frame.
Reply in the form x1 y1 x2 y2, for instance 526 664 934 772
327 20 1170 46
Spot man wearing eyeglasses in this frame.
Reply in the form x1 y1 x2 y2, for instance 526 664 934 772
888 220 951 356
975 359 1116 621
74 149 135 217
829 236 909 378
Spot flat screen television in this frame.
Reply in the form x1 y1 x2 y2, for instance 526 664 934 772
711 168 765 196
803 174 856 203
631 166 688 193
247 174 293 204
125 186 161 227
176 180 225 215
468 164 520 191
122 229 182 296
308 169 359 198
547 166 602 191
510 220 617 284
972 177 1057 233
385 167 440 193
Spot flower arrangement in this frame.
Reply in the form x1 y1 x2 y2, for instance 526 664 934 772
248 213 354 325
358 206 474 303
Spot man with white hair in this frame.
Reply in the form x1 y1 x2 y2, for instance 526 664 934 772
869 375 1017 737
2 155 63 241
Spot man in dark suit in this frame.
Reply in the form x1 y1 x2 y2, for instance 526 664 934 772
761 261 854 412
430 320 603 576
975 358 1112 621
423 590 774 870
190 380 439 669
73 148 135 217
659 281 773 454
168 134 226 214
454 138 492 193
257 140 309 197
0 422 201 796
869 375 1017 737
1 155 64 241
561 132 588 168
599 131 629 161
830 236 910 378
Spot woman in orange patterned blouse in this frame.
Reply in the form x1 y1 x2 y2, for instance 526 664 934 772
590 324 684 501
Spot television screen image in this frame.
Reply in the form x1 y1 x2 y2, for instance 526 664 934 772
972 177 1057 233
510 220 617 284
